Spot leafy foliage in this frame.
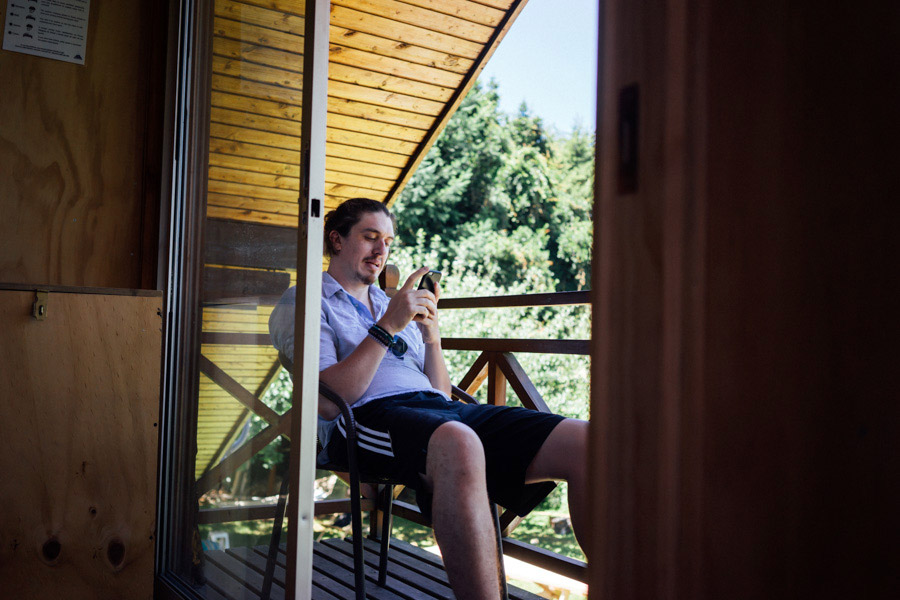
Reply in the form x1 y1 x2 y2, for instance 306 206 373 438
392 80 594 292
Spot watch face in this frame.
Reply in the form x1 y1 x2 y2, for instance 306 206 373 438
390 335 408 357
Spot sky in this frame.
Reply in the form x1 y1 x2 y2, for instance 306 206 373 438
476 0 600 135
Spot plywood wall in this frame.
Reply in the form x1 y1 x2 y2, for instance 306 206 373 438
0 0 166 288
0 289 162 599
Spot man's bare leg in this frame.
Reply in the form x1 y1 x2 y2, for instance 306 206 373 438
424 421 501 600
524 418 590 556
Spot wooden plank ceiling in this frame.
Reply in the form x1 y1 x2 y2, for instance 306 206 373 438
207 0 521 225
196 0 524 478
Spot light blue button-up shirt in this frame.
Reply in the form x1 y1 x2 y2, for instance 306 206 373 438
268 273 449 447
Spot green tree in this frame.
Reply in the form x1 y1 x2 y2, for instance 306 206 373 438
394 80 506 260
548 126 594 290
393 79 594 293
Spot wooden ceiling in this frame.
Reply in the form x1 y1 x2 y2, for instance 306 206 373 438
206 0 524 227
195 0 526 480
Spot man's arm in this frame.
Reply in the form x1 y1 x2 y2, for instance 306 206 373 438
422 341 451 396
417 283 451 396
318 334 389 420
319 267 437 414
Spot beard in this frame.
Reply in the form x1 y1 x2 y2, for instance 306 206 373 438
356 271 378 285
354 256 382 285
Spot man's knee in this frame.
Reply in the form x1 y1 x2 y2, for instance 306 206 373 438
429 421 484 460
426 421 486 480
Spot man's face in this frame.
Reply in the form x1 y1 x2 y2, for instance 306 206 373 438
330 211 394 286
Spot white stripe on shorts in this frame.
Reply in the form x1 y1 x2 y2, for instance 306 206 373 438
356 421 391 441
337 416 394 456
357 440 395 457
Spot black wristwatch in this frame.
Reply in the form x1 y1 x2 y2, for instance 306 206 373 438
368 324 408 357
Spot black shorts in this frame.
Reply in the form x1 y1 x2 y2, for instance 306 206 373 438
322 391 565 518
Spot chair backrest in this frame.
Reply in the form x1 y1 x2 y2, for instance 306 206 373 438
277 351 293 374
378 264 399 297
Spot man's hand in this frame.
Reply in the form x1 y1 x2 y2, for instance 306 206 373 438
376 266 438 336
415 278 441 344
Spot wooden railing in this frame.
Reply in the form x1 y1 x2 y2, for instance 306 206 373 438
195 289 590 582
438 290 590 581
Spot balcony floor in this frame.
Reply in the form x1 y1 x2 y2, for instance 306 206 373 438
202 536 545 600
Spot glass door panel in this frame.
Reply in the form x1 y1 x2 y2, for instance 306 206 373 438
171 0 308 596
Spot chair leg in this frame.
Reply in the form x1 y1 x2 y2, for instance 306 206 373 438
490 502 509 600
349 480 366 600
346 449 366 600
377 484 394 586
261 464 291 600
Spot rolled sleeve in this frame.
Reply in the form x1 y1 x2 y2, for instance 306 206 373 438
319 307 338 371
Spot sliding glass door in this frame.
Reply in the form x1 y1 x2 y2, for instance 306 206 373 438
157 0 328 597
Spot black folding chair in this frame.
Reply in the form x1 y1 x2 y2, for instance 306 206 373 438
260 357 510 600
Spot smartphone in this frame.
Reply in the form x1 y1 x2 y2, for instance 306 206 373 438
417 270 442 294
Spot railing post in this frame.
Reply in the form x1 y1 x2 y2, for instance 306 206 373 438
487 352 507 406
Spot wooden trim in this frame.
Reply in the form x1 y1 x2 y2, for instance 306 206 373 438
196 498 376 524
204 218 297 270
198 355 281 425
139 0 171 290
190 330 486 347
390 499 429 527
438 290 590 309
203 407 249 476
195 413 291 495
498 511 523 537
201 332 273 345
201 267 290 303
153 0 182 293
457 351 489 394
313 497 375 516
501 538 588 584
0 283 163 296
442 338 590 355
198 503 281 524
450 385 480 405
586 0 605 593
203 358 283 474
383 0 530 206
495 352 550 413
487 353 506 406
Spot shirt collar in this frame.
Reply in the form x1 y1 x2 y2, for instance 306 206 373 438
322 272 344 299
322 272 387 308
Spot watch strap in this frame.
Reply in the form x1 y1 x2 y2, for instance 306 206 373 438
368 324 393 348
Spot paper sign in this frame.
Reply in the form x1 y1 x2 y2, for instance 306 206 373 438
2 0 91 65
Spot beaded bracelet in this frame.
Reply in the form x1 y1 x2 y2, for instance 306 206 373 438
368 324 408 357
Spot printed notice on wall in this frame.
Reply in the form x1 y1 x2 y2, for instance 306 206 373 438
2 0 90 65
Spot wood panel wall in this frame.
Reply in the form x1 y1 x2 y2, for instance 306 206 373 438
590 0 900 598
0 289 162 599
0 0 167 289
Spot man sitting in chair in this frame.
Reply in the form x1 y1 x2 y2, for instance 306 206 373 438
269 198 588 599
